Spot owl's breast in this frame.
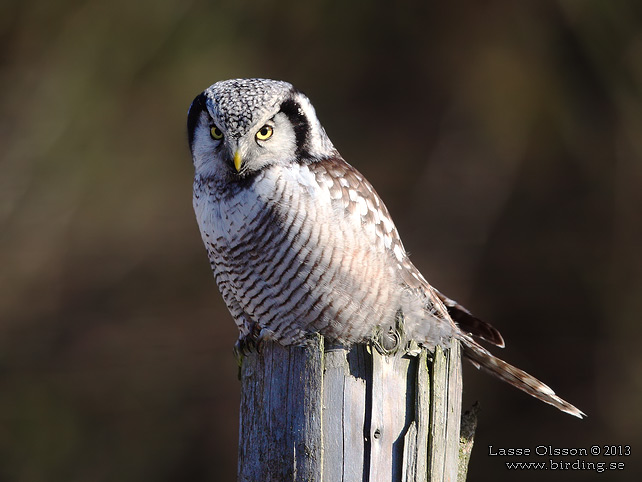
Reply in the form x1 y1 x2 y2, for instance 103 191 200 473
193 162 405 344
193 180 268 249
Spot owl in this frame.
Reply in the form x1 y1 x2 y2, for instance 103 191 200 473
188 78 583 418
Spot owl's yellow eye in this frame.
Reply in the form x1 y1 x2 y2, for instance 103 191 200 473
210 126 223 140
256 125 273 141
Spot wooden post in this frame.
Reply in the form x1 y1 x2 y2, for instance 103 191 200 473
238 334 473 481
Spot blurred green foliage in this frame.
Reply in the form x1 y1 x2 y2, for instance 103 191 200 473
1 0 641 480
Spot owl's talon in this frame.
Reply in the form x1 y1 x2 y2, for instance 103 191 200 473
233 335 257 365
233 323 266 363
255 327 277 353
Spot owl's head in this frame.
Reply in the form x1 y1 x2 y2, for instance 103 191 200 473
188 78 337 179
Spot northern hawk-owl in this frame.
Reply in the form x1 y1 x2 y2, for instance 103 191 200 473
188 78 583 418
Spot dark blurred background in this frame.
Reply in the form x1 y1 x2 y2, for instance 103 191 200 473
1 0 641 480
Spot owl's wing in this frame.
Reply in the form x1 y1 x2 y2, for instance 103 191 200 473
435 289 505 347
307 157 459 347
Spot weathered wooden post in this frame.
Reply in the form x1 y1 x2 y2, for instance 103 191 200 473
238 328 475 481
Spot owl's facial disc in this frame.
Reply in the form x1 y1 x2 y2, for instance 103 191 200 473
227 111 299 176
188 78 338 181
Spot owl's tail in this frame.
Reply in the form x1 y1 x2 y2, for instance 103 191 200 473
460 336 585 418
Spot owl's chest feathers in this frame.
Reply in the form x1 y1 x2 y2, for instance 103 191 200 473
194 166 319 261
193 164 416 343
194 163 404 288
194 175 274 255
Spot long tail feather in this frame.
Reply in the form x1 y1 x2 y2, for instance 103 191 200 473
460 336 585 418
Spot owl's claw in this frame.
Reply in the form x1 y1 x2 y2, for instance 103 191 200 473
234 336 256 362
233 324 272 367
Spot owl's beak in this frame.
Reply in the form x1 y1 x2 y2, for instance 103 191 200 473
233 151 243 172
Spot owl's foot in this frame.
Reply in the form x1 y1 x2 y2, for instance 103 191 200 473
233 324 273 367
234 330 259 361
234 336 255 361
